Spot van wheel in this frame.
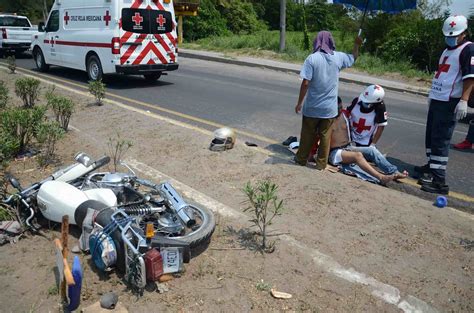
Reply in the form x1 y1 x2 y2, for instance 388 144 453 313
34 48 49 72
87 55 103 81
143 73 162 82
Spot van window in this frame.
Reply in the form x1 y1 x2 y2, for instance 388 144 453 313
0 16 31 27
122 9 172 34
46 10 59 32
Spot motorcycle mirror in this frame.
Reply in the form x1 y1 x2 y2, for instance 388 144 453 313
75 152 92 167
8 176 23 191
119 161 136 176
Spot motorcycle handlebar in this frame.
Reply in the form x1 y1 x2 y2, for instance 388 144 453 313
94 156 110 169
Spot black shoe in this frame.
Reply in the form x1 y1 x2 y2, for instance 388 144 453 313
417 173 433 185
414 163 430 174
282 136 297 146
421 181 449 195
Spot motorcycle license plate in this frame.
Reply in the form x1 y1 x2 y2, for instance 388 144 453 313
161 247 181 274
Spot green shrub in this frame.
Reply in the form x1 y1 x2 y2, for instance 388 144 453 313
107 133 133 172
6 56 16 74
0 106 46 154
0 130 19 162
0 81 9 111
14 77 41 108
36 121 65 167
243 180 285 252
88 80 106 105
47 94 75 131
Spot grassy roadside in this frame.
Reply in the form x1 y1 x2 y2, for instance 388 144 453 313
181 30 433 82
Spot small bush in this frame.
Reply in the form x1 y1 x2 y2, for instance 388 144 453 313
88 80 106 105
15 77 41 108
107 133 133 172
0 81 9 111
0 130 19 162
243 180 285 252
0 106 47 154
36 121 65 167
47 94 75 131
6 56 16 74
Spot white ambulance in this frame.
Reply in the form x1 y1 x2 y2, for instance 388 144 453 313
31 0 178 81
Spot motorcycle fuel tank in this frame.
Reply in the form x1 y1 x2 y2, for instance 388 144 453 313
37 181 88 224
84 189 117 207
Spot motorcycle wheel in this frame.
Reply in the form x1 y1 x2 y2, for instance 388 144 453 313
166 204 215 255
94 208 127 273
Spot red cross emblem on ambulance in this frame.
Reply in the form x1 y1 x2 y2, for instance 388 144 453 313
157 14 166 27
132 13 143 26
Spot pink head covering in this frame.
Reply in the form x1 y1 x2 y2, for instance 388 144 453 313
313 31 336 55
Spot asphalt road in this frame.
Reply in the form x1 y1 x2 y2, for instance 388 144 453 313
11 55 474 197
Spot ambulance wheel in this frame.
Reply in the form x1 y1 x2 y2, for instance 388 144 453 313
143 73 162 82
33 48 49 72
86 55 103 81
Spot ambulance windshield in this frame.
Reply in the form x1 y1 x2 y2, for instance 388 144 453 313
122 9 172 34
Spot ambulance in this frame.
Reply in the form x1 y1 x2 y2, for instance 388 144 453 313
31 0 178 81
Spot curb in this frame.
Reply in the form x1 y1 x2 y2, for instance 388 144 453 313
180 51 430 97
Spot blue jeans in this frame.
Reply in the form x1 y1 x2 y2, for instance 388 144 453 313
348 145 398 174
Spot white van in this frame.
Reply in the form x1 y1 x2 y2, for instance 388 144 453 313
31 0 178 81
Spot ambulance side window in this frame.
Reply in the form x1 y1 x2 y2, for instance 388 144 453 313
46 10 59 32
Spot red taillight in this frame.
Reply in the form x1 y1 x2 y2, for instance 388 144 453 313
111 37 120 54
144 248 163 282
1 29 7 39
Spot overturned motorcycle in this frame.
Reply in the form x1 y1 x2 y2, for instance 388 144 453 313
2 153 216 290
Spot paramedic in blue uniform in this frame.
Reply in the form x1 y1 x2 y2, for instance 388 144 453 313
415 15 474 194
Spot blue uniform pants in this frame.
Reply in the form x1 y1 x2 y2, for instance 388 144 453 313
467 120 474 143
425 98 458 183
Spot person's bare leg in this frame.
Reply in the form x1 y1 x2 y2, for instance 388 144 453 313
341 151 394 184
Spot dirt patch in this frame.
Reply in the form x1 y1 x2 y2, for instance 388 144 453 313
0 69 472 312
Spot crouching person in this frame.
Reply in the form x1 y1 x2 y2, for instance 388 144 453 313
329 100 405 185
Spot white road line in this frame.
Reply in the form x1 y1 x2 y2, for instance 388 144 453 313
127 158 438 313
389 116 468 135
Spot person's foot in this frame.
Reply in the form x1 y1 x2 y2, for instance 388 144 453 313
379 174 395 186
414 163 430 174
292 156 305 166
421 181 449 195
453 139 473 150
417 173 433 185
393 170 409 180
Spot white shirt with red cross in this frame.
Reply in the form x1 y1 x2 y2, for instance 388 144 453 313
429 41 471 101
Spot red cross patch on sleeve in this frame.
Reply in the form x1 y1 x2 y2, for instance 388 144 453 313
384 112 388 120
471 56 474 66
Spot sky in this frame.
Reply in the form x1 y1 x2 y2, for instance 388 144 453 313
448 0 472 15
324 1 473 16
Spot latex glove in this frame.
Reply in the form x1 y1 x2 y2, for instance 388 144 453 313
455 100 468 120
468 106 474 114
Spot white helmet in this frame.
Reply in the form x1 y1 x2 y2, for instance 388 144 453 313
443 15 468 37
209 127 236 151
359 85 385 104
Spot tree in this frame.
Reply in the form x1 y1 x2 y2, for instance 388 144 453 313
218 0 265 35
417 0 452 19
183 0 229 41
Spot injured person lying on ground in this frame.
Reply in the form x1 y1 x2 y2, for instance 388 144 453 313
327 99 407 185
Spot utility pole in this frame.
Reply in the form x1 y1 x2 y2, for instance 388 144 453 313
279 0 286 52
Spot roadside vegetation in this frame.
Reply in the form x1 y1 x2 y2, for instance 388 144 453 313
181 0 473 81
0 75 74 171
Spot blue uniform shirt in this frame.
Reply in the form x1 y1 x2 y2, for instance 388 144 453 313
300 51 354 118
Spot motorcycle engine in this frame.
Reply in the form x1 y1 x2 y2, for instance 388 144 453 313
99 173 132 194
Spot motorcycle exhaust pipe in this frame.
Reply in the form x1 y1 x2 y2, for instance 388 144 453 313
159 182 196 228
